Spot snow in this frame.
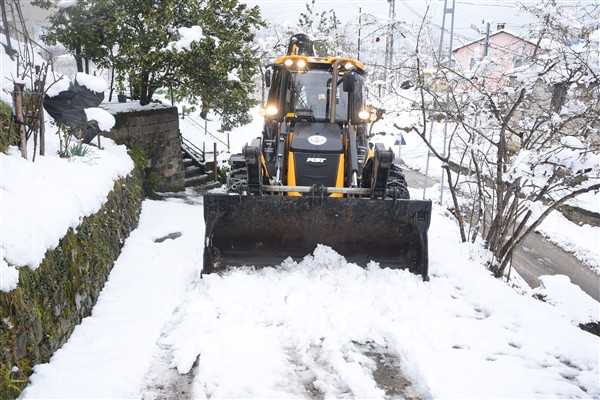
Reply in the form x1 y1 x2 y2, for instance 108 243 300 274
57 0 76 9
101 101 171 114
1 138 133 273
20 198 203 399
167 25 205 52
84 107 116 131
0 35 32 102
45 72 109 98
75 72 109 94
533 275 599 325
167 236 598 399
228 67 241 82
0 247 18 292
18 192 600 399
536 209 600 273
44 75 70 98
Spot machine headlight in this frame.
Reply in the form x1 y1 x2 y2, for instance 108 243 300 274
297 59 307 68
344 62 355 70
358 110 370 120
284 59 294 67
265 105 279 116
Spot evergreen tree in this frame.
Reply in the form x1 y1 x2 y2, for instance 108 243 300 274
40 0 264 131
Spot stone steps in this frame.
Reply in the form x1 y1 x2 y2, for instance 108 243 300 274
185 170 216 188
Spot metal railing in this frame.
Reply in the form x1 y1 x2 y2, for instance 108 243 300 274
181 136 205 165
183 114 228 148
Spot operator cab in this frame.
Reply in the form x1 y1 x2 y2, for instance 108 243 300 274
258 38 374 191
263 57 366 124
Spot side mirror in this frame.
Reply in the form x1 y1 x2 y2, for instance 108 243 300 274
265 68 272 88
343 72 356 93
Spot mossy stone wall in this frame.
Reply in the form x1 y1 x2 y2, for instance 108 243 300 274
0 169 144 399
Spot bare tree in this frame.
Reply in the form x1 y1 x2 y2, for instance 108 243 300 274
410 0 599 277
2 0 57 160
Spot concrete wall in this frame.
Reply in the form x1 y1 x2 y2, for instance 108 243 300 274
103 104 185 192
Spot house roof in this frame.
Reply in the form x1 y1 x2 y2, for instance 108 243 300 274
452 29 539 53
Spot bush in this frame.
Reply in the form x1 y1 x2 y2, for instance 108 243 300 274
0 100 18 154
127 144 160 196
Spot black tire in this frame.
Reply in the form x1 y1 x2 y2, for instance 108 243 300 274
387 165 410 199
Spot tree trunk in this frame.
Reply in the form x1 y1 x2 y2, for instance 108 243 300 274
139 72 150 105
37 77 45 156
14 83 27 159
1 0 16 60
108 66 115 102
443 164 467 242
75 45 83 73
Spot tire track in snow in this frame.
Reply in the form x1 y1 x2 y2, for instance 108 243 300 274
284 338 423 399
141 307 199 400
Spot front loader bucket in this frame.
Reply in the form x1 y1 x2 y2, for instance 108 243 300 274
203 194 432 280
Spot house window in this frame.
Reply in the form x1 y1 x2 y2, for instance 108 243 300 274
469 57 477 70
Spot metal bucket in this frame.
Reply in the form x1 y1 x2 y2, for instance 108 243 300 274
203 193 432 280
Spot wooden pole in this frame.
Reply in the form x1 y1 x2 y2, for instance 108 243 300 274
14 83 27 159
38 89 45 156
213 142 218 182
36 75 45 156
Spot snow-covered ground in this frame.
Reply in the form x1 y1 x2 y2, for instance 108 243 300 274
18 186 599 399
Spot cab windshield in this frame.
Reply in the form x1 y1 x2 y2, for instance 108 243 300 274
287 70 348 121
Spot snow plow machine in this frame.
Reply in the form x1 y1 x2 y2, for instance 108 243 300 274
203 34 432 280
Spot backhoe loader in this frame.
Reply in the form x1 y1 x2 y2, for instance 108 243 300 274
203 34 432 279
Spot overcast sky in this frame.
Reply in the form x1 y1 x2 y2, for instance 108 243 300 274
240 0 596 47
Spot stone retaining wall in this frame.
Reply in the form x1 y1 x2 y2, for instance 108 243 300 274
0 169 144 399
103 104 185 192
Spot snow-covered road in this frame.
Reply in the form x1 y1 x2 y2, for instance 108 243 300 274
20 190 599 399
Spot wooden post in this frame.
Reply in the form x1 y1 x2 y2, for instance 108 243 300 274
36 76 45 156
213 142 218 182
14 83 27 159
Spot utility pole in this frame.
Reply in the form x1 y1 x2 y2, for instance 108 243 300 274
483 21 491 57
482 20 491 88
423 0 456 204
383 0 395 82
357 7 362 61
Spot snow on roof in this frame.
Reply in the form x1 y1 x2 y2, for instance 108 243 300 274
453 29 539 53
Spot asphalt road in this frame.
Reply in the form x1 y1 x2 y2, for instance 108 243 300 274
402 167 600 301
514 234 599 301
